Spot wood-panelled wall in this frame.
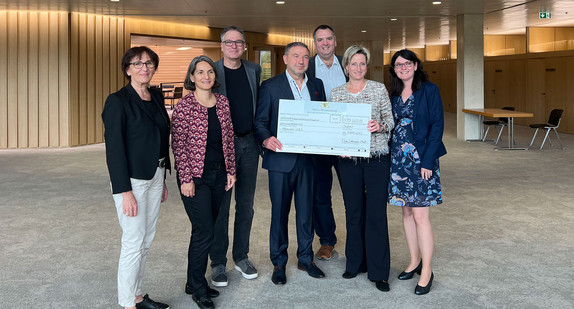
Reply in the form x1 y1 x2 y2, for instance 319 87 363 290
383 61 457 113
426 45 450 61
530 27 574 53
383 53 574 135
148 46 221 86
484 52 574 134
69 13 126 147
425 61 457 113
484 35 526 56
3 12 573 148
0 11 69 148
1 13 296 149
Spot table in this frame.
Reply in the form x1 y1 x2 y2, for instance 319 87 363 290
462 108 533 150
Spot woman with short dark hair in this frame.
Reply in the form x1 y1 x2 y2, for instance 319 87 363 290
102 46 171 309
172 55 236 309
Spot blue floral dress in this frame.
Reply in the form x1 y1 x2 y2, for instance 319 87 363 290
388 95 442 207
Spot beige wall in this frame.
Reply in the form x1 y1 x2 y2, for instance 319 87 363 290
1 12 295 149
69 13 126 147
2 12 574 148
1 11 70 148
384 53 574 134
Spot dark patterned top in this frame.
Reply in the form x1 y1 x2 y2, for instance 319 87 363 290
172 92 236 184
388 95 442 207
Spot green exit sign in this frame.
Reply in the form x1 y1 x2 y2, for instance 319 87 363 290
539 12 551 19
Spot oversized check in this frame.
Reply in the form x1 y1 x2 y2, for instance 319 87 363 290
276 99 371 157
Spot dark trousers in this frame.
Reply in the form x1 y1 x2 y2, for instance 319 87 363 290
312 155 338 246
178 165 232 297
338 156 391 281
268 155 315 267
211 133 259 267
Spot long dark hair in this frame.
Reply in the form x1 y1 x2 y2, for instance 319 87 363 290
388 49 428 97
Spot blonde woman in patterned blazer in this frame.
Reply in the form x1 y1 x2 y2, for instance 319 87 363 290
329 45 394 293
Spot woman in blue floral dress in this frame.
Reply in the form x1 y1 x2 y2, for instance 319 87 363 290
387 49 447 296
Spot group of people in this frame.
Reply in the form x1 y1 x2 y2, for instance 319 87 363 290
102 24 446 309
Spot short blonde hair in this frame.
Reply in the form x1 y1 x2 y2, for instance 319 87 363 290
342 45 370 76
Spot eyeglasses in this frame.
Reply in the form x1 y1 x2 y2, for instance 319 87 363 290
130 61 155 69
222 40 245 47
394 61 413 69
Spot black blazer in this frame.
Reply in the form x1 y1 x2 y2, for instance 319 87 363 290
254 72 326 173
102 83 171 194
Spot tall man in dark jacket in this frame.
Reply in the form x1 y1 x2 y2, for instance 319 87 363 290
209 26 262 288
306 25 347 261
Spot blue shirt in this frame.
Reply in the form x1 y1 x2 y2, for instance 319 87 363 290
285 71 311 101
314 55 346 100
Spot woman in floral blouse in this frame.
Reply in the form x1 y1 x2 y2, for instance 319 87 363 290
172 55 236 309
388 49 447 296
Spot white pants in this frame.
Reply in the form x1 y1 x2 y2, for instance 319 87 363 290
112 167 165 307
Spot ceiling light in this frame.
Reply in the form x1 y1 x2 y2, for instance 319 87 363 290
110 0 120 2
176 47 192 51
361 30 367 33
432 1 441 4
276 1 285 4
391 18 397 21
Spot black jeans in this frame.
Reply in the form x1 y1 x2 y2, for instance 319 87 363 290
211 133 259 267
178 164 232 297
338 156 391 281
312 155 338 246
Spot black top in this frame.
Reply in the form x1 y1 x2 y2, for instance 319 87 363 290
142 98 169 160
224 64 253 135
204 106 225 164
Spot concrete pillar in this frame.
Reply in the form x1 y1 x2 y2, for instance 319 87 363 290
456 14 484 140
370 40 385 83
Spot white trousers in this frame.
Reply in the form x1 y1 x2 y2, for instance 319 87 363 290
112 167 165 307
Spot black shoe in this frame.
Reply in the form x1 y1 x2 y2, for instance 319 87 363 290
192 294 215 309
398 260 422 280
297 261 325 279
375 280 390 292
136 294 169 309
415 272 434 295
342 271 357 279
185 284 220 298
272 265 286 285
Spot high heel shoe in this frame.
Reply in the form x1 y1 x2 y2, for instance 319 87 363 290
414 272 434 295
398 260 422 280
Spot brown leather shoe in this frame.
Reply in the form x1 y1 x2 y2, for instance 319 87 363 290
316 245 334 260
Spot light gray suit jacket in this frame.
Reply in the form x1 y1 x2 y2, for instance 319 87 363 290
213 59 262 117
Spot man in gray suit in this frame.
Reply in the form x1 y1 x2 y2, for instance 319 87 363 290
209 25 262 288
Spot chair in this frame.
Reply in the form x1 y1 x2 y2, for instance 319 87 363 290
165 86 183 109
161 84 174 91
528 109 564 150
481 106 514 145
